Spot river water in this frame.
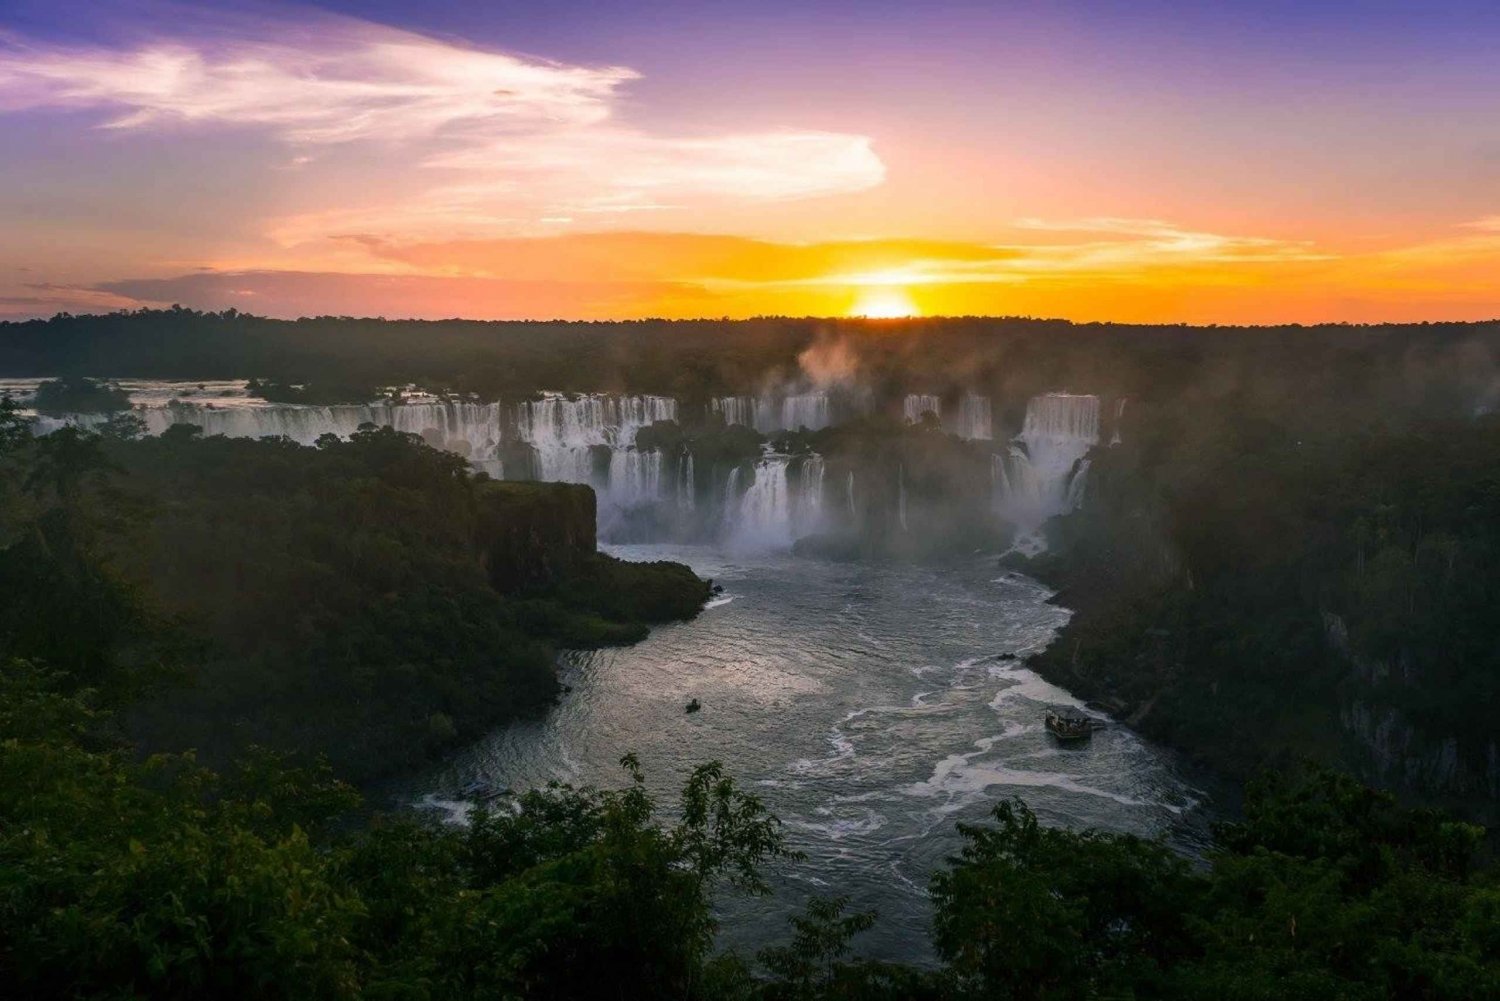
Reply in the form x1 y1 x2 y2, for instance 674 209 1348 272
405 543 1208 962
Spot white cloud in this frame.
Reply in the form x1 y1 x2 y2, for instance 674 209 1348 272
0 27 631 141
0 14 884 241
1008 217 1330 269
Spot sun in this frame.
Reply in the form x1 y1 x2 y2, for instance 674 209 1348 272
849 286 920 318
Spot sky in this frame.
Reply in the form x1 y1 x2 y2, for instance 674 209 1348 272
2 0 1499 323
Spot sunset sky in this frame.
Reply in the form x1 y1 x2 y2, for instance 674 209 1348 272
3 0 1500 323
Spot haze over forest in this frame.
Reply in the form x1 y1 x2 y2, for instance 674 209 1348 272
3 1 1500 998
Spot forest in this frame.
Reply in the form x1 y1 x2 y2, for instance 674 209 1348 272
0 403 708 780
1 412 1496 997
1030 404 1500 820
3 313 1500 995
3 307 1499 416
4 310 1500 807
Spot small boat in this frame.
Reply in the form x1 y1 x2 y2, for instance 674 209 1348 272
1044 709 1096 741
685 698 702 714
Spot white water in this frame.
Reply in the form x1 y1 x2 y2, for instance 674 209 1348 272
730 453 828 549
898 464 910 532
17 379 1104 554
606 448 663 507
509 393 681 518
957 393 993 441
995 394 1101 553
903 394 942 424
676 453 696 511
409 545 1209 962
711 396 756 429
781 394 832 431
711 393 832 432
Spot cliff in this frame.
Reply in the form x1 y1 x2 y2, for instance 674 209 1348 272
1022 411 1500 824
477 480 598 592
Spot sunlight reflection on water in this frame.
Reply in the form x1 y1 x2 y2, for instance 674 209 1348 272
406 545 1211 962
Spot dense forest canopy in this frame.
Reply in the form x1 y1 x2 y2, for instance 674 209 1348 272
1 367 1498 995
0 405 708 780
5 309 1500 811
4 308 1499 426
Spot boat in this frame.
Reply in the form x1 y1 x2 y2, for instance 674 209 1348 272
685 698 702 714
1044 709 1096 741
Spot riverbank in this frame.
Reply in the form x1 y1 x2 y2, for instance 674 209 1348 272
1012 416 1500 826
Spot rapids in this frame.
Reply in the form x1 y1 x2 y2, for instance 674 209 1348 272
406 545 1207 962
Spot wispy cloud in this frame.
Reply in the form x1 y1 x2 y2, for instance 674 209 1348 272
0 11 884 237
0 23 631 140
1459 216 1500 233
1007 217 1330 270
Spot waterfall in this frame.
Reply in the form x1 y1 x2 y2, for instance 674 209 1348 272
606 448 663 507
677 453 696 510
516 393 676 486
781 394 831 431
903 394 941 424
711 392 830 432
1065 458 1092 510
994 393 1100 552
898 464 909 532
724 451 828 549
754 398 781 432
711 396 755 428
957 394 992 440
846 471 857 519
796 455 826 529
1110 398 1127 446
733 455 793 548
32 397 509 461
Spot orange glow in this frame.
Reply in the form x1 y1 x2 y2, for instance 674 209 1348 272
849 286 919 318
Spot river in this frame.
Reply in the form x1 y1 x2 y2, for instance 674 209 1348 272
402 543 1209 963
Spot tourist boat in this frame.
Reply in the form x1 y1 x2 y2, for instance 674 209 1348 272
685 698 702 714
1044 709 1096 741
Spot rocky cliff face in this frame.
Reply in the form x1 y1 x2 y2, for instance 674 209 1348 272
1325 612 1499 813
477 481 598 593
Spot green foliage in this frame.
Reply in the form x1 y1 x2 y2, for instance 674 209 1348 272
1033 411 1500 805
1 652 1497 998
0 420 707 781
932 799 1198 999
0 669 796 1000
30 376 131 415
928 766 1499 1001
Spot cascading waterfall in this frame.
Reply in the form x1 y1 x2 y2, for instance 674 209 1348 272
516 393 676 486
846 471 857 519
798 455 826 526
728 452 829 549
607 448 663 507
898 464 909 532
903 394 941 424
676 453 696 510
1110 398 1127 446
957 394 993 441
711 393 831 432
733 456 792 548
35 398 508 463
711 396 755 428
994 393 1100 553
781 394 832 431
